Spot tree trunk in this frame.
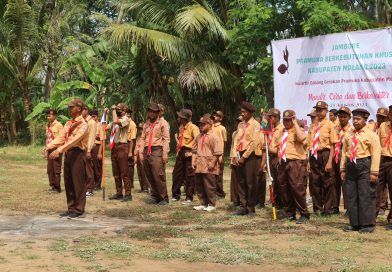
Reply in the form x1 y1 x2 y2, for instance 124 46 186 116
9 94 17 141
44 65 53 98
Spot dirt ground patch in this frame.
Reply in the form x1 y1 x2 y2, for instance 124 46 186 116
1 146 392 272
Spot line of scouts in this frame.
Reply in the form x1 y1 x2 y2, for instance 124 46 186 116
44 98 392 233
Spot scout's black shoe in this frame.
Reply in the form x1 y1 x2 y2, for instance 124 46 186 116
157 200 169 206
333 208 340 215
68 212 83 218
59 211 72 217
233 209 248 216
109 194 123 200
359 226 375 233
385 224 392 230
296 215 309 224
121 195 132 202
257 203 266 209
147 198 159 204
343 225 360 232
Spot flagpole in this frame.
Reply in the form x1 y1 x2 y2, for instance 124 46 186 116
100 112 107 201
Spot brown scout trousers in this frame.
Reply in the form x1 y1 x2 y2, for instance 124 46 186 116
309 149 336 213
255 156 266 205
111 143 132 196
47 148 62 191
236 152 258 213
195 173 217 206
137 158 150 191
91 144 102 189
128 155 135 189
64 148 87 214
278 160 309 217
216 162 226 198
172 147 195 201
142 146 168 202
344 157 376 227
230 165 240 204
333 158 346 210
378 156 392 221
269 155 282 207
85 153 95 193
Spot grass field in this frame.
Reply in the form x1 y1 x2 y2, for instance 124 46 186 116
0 146 392 272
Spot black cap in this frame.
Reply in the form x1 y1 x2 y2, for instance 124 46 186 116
240 101 256 112
352 108 370 119
177 109 192 121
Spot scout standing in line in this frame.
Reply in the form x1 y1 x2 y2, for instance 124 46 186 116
212 111 227 199
308 101 338 216
373 107 389 215
266 108 284 208
329 109 339 127
126 108 137 189
340 109 381 233
135 122 150 192
106 103 132 202
139 103 170 205
192 116 223 212
82 105 97 197
271 110 309 223
46 98 89 218
172 109 200 204
233 101 262 216
229 116 242 207
377 105 392 229
332 107 353 214
45 109 64 193
89 109 102 191
254 125 266 209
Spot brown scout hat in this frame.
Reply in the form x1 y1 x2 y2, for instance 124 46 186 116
376 107 389 117
307 109 316 117
352 108 370 119
68 98 84 108
337 106 351 116
283 110 296 120
313 101 328 110
267 108 281 116
214 110 224 118
177 109 192 121
116 103 128 111
199 116 213 125
240 101 256 112
147 103 160 112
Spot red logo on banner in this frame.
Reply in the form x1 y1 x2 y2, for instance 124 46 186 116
278 46 289 74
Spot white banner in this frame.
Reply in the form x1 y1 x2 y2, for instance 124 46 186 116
272 28 392 129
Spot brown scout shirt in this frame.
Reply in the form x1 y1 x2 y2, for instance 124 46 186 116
272 127 307 160
178 122 200 149
46 120 63 147
192 131 223 175
230 130 238 160
307 118 338 150
127 119 137 142
268 123 285 154
108 116 129 144
255 131 266 157
47 115 89 153
340 127 381 174
212 122 227 151
86 116 97 152
378 121 392 157
94 121 102 145
234 117 261 159
139 118 170 156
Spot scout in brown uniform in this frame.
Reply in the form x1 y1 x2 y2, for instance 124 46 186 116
367 107 389 133
135 122 150 192
378 106 392 228
126 108 137 189
192 116 223 212
271 110 309 223
106 103 132 202
329 109 339 127
266 108 284 208
45 109 64 193
308 101 338 216
340 109 381 233
139 103 170 204
229 116 242 207
172 109 200 204
212 111 227 199
82 106 97 197
89 109 102 191
232 101 262 216
46 98 89 218
332 107 353 214
254 127 266 209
